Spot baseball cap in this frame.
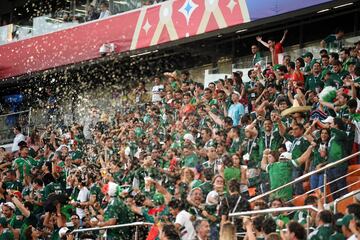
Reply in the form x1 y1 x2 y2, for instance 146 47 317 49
336 214 353 228
302 52 313 59
322 116 334 124
183 133 195 144
59 227 71 237
279 152 292 160
2 202 16 211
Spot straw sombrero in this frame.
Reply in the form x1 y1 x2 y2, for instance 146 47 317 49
164 70 180 80
281 99 312 117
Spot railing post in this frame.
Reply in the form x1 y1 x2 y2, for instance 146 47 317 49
135 225 139 240
323 171 327 205
27 107 31 137
306 209 310 237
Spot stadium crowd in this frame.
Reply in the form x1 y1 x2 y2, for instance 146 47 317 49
1 30 360 240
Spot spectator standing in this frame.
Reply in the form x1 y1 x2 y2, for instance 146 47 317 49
251 45 263 67
85 5 99 21
320 28 345 51
256 30 288 65
11 126 25 153
99 1 111 19
227 92 245 126
151 77 164 103
169 199 196 240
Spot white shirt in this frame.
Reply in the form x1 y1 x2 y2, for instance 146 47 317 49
76 187 90 219
151 85 164 102
175 210 196 240
99 10 111 19
12 133 25 152
348 235 357 240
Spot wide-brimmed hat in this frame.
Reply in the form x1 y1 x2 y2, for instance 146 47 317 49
281 99 311 117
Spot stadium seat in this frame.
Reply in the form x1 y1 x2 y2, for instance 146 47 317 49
346 176 360 192
248 187 257 197
347 164 360 176
335 196 355 214
292 194 307 206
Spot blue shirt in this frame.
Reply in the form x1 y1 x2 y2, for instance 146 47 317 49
228 103 245 126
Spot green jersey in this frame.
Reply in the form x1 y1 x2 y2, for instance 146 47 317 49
0 229 14 240
328 128 348 169
305 73 324 92
329 231 346 240
4 180 23 192
104 197 135 239
267 159 300 201
284 134 310 161
181 153 199 168
258 130 283 159
308 224 334 240
12 157 37 182
224 167 241 183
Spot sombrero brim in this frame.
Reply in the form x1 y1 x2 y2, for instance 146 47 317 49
281 106 312 117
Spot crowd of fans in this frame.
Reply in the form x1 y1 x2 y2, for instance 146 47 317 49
1 29 360 240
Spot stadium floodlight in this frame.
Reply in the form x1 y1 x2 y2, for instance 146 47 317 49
334 2 353 8
236 29 248 33
317 8 330 13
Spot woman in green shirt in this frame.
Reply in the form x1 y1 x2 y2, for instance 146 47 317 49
223 154 247 186
309 128 330 190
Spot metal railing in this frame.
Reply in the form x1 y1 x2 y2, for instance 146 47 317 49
249 151 360 203
230 205 319 236
0 108 32 145
286 168 360 205
71 221 153 240
333 189 360 214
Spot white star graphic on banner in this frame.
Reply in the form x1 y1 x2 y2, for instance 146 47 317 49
179 0 198 25
142 19 151 34
227 0 237 13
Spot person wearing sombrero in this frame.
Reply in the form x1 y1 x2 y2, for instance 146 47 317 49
278 100 311 195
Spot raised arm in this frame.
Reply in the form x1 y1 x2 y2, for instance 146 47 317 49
261 149 271 171
256 36 269 48
296 142 316 166
11 195 30 218
275 114 286 137
279 29 288 44
205 106 225 126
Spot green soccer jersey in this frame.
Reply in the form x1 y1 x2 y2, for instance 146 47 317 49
329 231 346 240
323 34 343 50
328 128 347 167
0 229 14 240
305 73 324 91
241 139 261 168
285 134 310 161
44 182 65 199
223 167 241 183
4 180 23 192
90 183 104 203
228 138 241 155
104 197 135 239
293 210 308 225
258 131 283 159
12 157 37 182
267 159 299 201
181 153 199 168
308 224 334 240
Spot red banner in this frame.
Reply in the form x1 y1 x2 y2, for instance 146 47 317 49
0 0 332 80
